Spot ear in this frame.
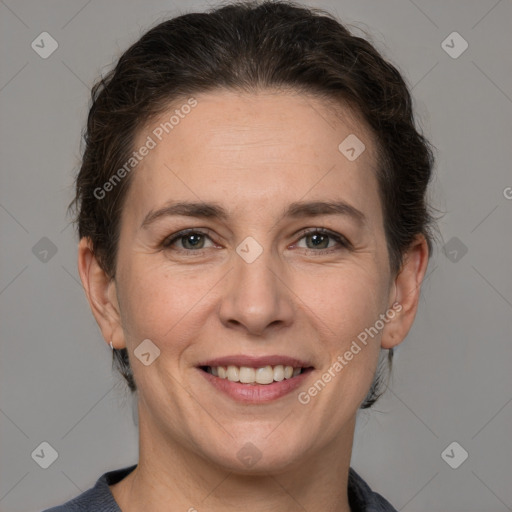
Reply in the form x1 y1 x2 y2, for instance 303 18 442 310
77 237 126 350
381 234 430 349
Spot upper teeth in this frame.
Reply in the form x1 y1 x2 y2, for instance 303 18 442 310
207 365 302 384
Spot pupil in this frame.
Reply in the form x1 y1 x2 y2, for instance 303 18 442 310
185 234 202 248
310 233 327 248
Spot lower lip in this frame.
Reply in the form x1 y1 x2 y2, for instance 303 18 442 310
198 368 313 403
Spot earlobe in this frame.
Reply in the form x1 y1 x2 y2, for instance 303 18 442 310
77 237 125 349
381 234 430 350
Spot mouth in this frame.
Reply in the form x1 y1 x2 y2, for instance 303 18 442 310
196 357 314 403
199 364 313 385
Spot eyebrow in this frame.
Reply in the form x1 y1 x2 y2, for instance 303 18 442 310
140 199 367 230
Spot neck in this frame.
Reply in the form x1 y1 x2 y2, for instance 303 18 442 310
111 414 356 512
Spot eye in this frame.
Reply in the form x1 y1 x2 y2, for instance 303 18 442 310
293 228 352 254
161 229 215 252
161 227 352 255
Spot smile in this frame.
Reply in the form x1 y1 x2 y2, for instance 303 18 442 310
202 364 305 384
197 360 314 403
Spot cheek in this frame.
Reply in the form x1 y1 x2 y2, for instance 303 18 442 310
291 269 387 437
116 264 216 397
294 265 386 397
117 261 216 349
294 263 387 343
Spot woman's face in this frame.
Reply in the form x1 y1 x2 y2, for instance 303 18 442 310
104 90 402 471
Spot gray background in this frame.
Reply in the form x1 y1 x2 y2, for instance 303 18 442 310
1 0 511 511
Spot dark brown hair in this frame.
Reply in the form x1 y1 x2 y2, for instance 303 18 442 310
69 0 437 408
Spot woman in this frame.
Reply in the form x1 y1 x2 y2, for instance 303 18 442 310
44 1 436 510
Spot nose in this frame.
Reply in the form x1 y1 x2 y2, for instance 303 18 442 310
218 246 294 337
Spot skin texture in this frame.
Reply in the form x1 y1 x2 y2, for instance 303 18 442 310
78 89 429 512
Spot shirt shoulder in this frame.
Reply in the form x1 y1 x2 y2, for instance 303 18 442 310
41 464 137 512
348 467 398 512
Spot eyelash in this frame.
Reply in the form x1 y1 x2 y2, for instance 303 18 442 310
161 228 352 255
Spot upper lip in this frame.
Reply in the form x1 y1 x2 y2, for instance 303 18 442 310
197 355 313 368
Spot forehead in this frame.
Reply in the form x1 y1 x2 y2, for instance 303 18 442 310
124 89 382 228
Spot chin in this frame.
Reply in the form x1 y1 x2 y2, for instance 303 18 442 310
198 431 310 475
